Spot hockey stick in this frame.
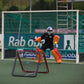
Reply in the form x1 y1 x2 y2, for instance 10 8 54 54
29 36 35 40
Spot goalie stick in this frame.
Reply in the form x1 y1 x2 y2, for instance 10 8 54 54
29 36 43 44
29 36 35 40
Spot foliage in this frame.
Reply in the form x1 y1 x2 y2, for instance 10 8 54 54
8 6 18 11
0 0 84 11
74 2 84 10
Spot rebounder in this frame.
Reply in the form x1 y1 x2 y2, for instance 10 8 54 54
12 49 49 77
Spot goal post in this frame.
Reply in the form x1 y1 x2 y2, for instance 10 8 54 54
1 10 84 64
1 11 4 60
76 10 79 63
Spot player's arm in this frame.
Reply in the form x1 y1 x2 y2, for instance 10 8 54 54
34 33 45 42
53 35 60 44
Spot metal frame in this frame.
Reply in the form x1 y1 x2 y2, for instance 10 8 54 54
12 50 49 77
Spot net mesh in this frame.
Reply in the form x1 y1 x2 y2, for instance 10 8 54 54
2 10 84 63
4 11 77 34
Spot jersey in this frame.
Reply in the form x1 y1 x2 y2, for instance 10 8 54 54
41 32 55 51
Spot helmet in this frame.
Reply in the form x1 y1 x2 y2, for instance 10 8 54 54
47 27 53 31
47 27 53 35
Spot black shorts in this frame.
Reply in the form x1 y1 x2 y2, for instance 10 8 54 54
40 44 54 51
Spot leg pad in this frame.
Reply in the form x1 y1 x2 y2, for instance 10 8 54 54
35 47 43 63
51 48 62 63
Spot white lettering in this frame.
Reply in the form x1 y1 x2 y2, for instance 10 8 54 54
8 36 26 47
34 42 39 47
20 37 26 46
8 36 15 46
15 39 19 46
28 39 33 47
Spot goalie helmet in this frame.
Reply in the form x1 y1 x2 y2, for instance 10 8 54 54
47 26 53 35
47 26 53 31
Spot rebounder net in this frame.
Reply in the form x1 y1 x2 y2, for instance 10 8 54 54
12 49 49 77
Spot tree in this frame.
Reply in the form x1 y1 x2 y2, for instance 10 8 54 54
8 5 18 11
32 0 49 10
74 2 84 10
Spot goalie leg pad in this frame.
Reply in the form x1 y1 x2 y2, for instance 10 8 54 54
35 47 43 63
54 48 62 60
51 48 62 63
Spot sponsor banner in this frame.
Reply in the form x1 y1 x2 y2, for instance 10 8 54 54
64 35 75 50
57 29 76 33
23 52 50 58
18 49 50 58
4 34 64 49
4 33 76 60
45 50 76 60
18 49 76 60
35 29 57 33
35 29 76 33
5 34 42 49
60 50 76 60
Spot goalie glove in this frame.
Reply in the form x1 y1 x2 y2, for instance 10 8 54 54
53 35 60 44
34 37 41 42
34 39 37 42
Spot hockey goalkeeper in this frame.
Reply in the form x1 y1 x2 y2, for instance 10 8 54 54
34 27 62 64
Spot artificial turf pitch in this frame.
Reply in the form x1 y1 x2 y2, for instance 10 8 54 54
0 60 84 84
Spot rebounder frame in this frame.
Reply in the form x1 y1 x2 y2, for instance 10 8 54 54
12 50 49 77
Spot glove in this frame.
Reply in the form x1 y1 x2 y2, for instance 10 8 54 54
34 38 37 42
34 37 41 42
34 38 38 44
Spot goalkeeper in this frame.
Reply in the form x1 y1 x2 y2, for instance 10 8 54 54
34 27 62 64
